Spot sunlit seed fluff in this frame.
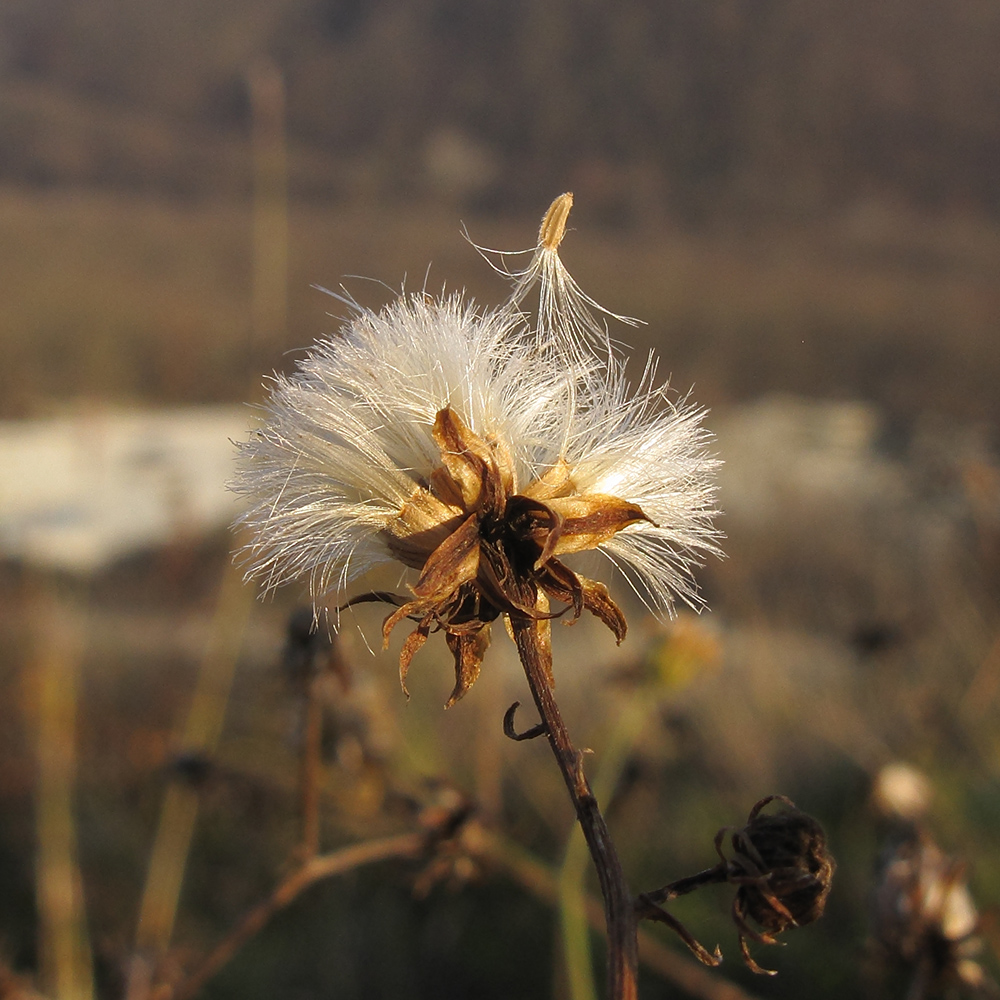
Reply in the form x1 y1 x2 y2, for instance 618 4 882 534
232 194 722 625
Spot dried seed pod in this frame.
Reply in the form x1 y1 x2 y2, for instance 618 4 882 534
638 795 835 975
722 796 835 974
730 795 836 935
872 827 995 999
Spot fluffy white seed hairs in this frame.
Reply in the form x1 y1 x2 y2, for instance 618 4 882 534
232 193 721 621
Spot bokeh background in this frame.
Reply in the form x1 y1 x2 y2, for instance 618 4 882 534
2 2 1000 998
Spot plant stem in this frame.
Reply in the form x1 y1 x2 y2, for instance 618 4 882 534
511 617 638 1000
560 689 663 1000
642 865 730 907
31 581 94 1000
297 674 324 860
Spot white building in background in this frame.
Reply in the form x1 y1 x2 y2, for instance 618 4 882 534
0 406 250 574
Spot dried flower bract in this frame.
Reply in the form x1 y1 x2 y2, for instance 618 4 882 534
233 195 721 704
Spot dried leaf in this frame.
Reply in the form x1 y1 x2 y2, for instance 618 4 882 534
432 407 515 515
536 558 584 619
386 487 465 570
538 563 628 643
382 600 426 646
578 575 628 644
488 434 517 499
477 540 540 617
532 508 566 570
429 465 467 510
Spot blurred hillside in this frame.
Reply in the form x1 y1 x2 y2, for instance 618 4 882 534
2 0 1000 431
2 0 1000 221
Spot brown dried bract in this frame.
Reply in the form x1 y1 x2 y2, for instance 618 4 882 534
377 406 649 705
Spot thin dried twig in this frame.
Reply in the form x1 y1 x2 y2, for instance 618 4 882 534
127 558 254 1000
642 865 731 907
152 833 426 1000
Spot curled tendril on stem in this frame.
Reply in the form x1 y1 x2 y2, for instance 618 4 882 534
502 701 548 741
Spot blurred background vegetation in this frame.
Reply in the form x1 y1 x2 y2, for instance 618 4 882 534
1 1 1000 998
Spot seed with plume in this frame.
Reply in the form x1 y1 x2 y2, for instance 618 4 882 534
233 195 722 705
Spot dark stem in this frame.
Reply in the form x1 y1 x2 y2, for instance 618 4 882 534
296 674 323 860
642 864 729 906
511 616 638 1000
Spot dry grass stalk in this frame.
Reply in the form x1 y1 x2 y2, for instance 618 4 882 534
128 557 254 995
29 583 94 1000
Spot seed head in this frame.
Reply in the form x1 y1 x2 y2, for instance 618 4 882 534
730 796 836 937
873 827 992 997
719 796 835 974
637 795 834 975
233 196 721 704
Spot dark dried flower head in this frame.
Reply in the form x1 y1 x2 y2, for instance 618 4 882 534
282 606 335 688
872 827 993 998
720 796 835 973
730 795 836 934
638 795 835 976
